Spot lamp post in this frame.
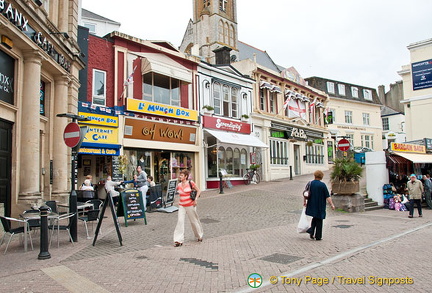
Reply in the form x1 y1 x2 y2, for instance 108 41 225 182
57 113 89 242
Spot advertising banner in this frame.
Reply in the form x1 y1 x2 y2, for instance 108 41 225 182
412 59 432 91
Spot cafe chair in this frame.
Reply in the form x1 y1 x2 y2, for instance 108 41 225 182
0 216 33 254
86 199 103 210
45 200 58 214
79 209 100 239
48 213 75 248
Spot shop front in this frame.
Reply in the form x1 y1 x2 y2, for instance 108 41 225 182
122 101 201 193
77 106 121 198
203 115 268 188
269 122 327 180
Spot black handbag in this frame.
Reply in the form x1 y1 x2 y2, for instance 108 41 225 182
189 180 197 200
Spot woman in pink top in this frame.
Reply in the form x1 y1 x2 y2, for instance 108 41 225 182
173 169 203 247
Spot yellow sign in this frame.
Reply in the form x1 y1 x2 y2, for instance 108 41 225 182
126 98 198 121
83 126 119 144
78 112 119 127
391 142 425 153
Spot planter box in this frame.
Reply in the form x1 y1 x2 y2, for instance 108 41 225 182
331 181 359 195
332 193 365 213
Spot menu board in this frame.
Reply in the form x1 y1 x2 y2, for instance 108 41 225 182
120 189 146 226
165 179 178 206
112 156 122 182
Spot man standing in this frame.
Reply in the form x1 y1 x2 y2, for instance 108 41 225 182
136 166 149 207
407 174 423 218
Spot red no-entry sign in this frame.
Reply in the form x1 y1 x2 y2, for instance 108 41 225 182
63 122 81 148
338 139 350 151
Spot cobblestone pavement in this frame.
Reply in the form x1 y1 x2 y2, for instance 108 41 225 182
1 172 431 292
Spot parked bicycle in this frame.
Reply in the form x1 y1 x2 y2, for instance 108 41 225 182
243 168 261 185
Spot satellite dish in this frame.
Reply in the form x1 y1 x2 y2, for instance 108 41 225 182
230 55 237 62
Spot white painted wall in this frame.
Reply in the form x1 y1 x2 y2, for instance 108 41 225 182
365 151 388 205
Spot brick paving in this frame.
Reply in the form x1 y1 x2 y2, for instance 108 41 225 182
1 172 431 292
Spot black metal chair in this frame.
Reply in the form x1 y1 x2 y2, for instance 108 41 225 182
45 200 58 214
79 209 100 239
48 213 75 248
0 216 33 254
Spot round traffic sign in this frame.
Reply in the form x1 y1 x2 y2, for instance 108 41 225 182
63 122 81 148
338 138 350 151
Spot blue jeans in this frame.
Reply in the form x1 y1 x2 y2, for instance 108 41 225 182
409 199 422 216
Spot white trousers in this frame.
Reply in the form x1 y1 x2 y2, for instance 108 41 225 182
138 185 148 207
173 205 203 243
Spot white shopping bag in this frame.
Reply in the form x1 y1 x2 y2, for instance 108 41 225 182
297 207 312 233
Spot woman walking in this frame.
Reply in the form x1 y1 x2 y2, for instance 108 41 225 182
305 170 335 241
173 170 203 247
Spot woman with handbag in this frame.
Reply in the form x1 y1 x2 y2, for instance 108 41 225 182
173 169 203 247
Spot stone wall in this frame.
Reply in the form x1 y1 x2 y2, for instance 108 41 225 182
332 193 365 213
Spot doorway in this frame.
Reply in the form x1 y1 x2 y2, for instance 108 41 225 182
294 144 301 175
0 120 12 216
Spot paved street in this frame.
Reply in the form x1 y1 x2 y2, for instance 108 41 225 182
1 172 431 292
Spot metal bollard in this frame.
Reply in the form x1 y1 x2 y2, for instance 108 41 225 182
38 205 51 260
69 190 78 242
289 166 293 180
219 171 224 194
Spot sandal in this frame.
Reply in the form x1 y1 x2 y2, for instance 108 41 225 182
174 242 183 247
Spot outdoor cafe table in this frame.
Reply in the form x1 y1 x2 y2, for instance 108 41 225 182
20 212 59 252
58 202 94 214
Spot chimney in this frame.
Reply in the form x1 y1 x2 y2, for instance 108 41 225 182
213 46 232 65
377 85 386 105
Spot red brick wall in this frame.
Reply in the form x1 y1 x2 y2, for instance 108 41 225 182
87 35 115 107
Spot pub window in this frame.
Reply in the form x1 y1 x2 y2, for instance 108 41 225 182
270 139 288 165
305 144 324 164
92 69 106 106
142 72 180 106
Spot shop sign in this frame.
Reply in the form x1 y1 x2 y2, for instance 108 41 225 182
124 118 196 145
82 126 119 144
412 59 432 91
391 142 425 153
126 98 198 121
0 50 14 104
290 127 307 140
78 147 119 156
271 131 286 138
78 112 119 127
33 32 71 72
0 1 29 31
202 115 250 134
337 125 366 131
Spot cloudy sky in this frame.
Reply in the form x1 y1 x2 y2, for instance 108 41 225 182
81 0 432 90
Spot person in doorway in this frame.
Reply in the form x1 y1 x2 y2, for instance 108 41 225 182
147 175 156 187
81 175 94 188
304 170 335 241
136 166 149 207
80 179 94 191
173 169 203 247
407 174 423 218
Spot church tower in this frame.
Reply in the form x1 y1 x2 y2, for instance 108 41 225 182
180 0 239 64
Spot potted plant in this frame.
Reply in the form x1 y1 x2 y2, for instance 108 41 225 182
330 157 363 195
202 105 214 115
241 114 249 121
249 164 260 170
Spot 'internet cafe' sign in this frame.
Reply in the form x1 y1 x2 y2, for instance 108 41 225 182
124 118 197 145
391 142 426 154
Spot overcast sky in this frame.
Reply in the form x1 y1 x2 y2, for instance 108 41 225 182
81 0 432 91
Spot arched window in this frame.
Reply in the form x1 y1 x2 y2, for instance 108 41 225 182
218 146 225 170
229 25 235 46
224 22 229 44
231 87 238 118
240 149 247 176
218 21 224 43
223 85 229 116
226 147 233 174
233 148 240 176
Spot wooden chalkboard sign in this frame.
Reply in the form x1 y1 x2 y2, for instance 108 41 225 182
120 189 147 227
165 179 177 206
